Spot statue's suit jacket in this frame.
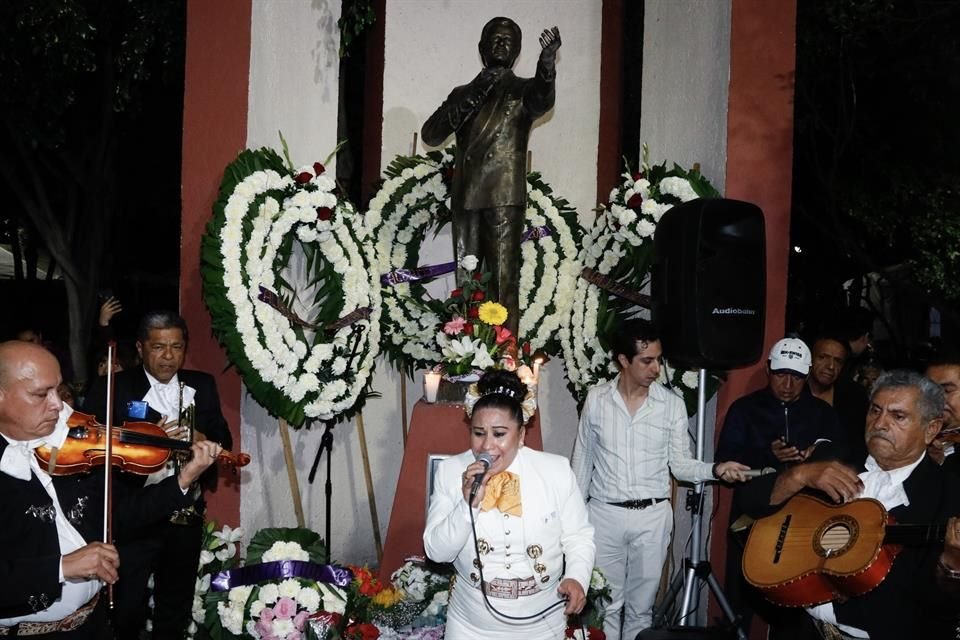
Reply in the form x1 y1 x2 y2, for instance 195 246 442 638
422 62 555 212
0 443 192 619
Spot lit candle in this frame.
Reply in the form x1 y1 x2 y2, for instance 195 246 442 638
423 371 442 403
532 360 541 384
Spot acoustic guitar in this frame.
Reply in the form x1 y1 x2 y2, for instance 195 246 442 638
742 494 945 607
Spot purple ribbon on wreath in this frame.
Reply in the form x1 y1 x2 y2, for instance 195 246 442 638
210 561 353 592
380 261 456 286
521 225 553 242
379 226 553 287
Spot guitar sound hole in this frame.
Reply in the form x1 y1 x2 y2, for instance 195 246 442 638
814 515 858 558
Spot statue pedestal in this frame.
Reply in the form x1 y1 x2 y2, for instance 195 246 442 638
378 400 541 580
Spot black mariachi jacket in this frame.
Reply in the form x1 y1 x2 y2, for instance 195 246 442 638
0 443 193 619
737 453 960 640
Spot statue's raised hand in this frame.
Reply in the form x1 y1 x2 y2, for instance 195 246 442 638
539 26 562 62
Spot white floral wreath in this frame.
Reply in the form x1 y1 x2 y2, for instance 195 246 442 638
201 148 381 426
561 151 723 415
367 148 582 374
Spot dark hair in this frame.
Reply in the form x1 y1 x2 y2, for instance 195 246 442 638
809 334 850 358
926 349 960 370
473 368 528 427
137 311 189 343
870 369 944 425
611 318 661 362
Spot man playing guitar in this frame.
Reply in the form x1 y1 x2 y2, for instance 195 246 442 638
738 370 960 640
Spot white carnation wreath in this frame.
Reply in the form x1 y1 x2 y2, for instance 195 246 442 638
368 148 582 375
201 147 381 426
561 151 723 415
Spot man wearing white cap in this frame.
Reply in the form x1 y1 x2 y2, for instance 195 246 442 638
716 337 847 636
717 338 846 470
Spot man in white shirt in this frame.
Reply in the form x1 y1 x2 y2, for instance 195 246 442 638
83 310 232 639
0 340 221 638
571 318 749 640
738 370 960 639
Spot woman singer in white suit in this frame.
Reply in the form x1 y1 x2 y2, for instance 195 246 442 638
424 369 595 638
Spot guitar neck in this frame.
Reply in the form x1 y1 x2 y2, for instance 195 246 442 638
885 523 946 546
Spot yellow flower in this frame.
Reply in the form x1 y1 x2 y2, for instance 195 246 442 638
478 301 508 326
372 587 404 607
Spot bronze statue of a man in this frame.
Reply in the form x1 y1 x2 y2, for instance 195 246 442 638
422 18 561 338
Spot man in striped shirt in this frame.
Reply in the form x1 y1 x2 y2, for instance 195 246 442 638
571 318 748 640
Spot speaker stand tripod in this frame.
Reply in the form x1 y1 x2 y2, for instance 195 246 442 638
675 369 747 640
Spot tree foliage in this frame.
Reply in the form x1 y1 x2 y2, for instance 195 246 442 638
791 0 960 334
0 0 184 381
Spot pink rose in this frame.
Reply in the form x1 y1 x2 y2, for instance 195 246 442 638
255 617 278 640
293 611 310 629
274 597 298 619
443 316 466 335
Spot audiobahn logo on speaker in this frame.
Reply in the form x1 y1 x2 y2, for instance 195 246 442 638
711 307 758 315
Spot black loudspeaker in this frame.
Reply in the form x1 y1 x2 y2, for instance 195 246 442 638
652 198 765 370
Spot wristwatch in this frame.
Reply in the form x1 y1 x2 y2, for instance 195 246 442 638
938 556 960 580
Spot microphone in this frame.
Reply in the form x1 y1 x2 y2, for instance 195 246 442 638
743 467 776 479
469 453 494 499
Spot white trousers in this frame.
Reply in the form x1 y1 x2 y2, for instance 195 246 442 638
589 499 673 640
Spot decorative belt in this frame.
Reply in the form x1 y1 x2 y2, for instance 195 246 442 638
0 592 99 636
606 497 668 510
481 576 542 600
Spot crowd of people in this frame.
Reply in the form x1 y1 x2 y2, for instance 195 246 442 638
5 294 960 640
2 304 230 639
424 317 959 640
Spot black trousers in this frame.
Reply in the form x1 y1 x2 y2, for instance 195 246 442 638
112 520 202 640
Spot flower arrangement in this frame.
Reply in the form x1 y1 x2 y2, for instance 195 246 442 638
189 523 244 639
368 148 581 376
434 260 516 377
309 559 451 640
200 146 381 427
198 530 452 640
565 567 612 639
202 527 351 640
561 147 722 415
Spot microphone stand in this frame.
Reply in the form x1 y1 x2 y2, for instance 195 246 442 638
308 421 335 551
676 368 746 640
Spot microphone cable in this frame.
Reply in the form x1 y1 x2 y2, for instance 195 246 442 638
465 483 570 624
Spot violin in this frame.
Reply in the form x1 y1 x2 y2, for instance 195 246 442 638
34 409 251 477
936 426 960 445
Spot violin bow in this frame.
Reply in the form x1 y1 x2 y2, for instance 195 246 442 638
102 341 116 608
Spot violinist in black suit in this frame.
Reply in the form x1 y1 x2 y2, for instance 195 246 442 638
0 341 221 638
737 370 960 640
422 17 560 337
83 311 232 639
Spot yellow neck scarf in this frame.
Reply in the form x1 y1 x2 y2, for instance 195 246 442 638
479 471 522 516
